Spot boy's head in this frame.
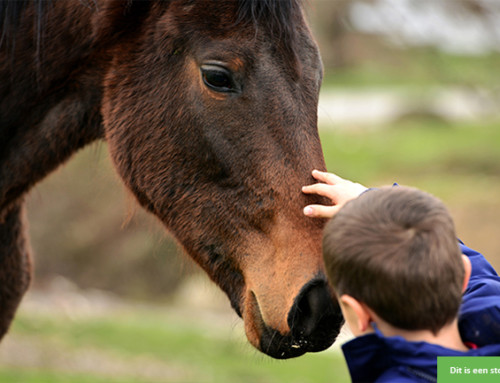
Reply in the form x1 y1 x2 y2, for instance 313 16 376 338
323 186 465 335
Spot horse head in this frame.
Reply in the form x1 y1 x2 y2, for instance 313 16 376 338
100 0 342 359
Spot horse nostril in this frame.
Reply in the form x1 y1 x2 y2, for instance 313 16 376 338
297 285 325 336
287 279 343 350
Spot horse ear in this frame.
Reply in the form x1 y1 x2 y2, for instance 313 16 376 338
92 0 155 43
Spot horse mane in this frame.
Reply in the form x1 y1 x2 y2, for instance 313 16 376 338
0 0 99 50
1 0 304 47
0 0 30 31
1 0 304 75
1 0 44 48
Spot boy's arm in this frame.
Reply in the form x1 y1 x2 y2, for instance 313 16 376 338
459 242 500 346
302 170 368 218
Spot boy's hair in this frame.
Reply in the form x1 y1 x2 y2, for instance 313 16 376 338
322 186 464 334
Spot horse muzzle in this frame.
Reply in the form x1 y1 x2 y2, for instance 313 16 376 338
243 278 343 359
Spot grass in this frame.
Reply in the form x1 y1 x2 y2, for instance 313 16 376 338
0 371 130 383
320 120 500 192
322 50 500 89
1 308 350 383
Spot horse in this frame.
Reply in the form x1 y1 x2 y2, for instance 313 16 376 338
0 0 343 359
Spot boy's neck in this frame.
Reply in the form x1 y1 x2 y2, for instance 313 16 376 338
375 318 468 351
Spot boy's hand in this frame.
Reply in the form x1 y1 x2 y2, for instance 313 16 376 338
302 170 368 218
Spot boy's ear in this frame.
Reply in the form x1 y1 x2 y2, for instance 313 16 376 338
340 294 373 335
462 254 472 293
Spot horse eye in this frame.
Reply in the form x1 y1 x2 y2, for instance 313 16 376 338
201 65 238 93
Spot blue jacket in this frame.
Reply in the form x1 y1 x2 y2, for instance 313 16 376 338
342 328 500 382
459 242 500 346
341 243 500 382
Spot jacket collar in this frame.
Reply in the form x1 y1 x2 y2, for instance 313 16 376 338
342 325 500 382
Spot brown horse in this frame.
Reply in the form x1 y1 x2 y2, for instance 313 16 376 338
0 0 342 359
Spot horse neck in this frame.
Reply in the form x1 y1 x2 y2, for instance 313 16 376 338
0 1 104 214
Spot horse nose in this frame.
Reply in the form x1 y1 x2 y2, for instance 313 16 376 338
287 279 343 351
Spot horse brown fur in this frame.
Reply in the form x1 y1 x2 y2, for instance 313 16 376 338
0 0 342 359
0 202 32 338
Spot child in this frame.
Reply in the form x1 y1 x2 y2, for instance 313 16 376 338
302 170 500 382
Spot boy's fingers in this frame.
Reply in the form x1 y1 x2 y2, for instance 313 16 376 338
302 183 339 201
303 204 340 218
311 170 344 185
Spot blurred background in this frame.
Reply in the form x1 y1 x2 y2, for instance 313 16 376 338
1 1 499 382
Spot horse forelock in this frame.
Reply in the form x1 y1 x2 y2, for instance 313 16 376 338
236 0 303 44
236 0 304 79
236 0 302 33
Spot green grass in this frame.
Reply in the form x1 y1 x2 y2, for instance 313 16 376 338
320 120 500 195
0 371 141 383
2 309 349 383
322 50 500 89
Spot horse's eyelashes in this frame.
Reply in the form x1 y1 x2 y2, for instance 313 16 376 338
200 64 240 94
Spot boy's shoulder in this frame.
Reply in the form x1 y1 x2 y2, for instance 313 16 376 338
376 366 437 383
459 242 500 346
342 328 500 383
341 331 440 383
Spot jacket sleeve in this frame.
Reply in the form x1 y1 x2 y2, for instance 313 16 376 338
458 241 500 346
377 367 436 383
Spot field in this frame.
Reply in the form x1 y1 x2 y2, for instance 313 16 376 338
0 300 350 383
0 117 498 382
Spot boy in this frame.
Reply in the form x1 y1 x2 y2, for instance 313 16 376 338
302 170 500 382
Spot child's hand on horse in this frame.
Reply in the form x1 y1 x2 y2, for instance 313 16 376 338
302 170 367 218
